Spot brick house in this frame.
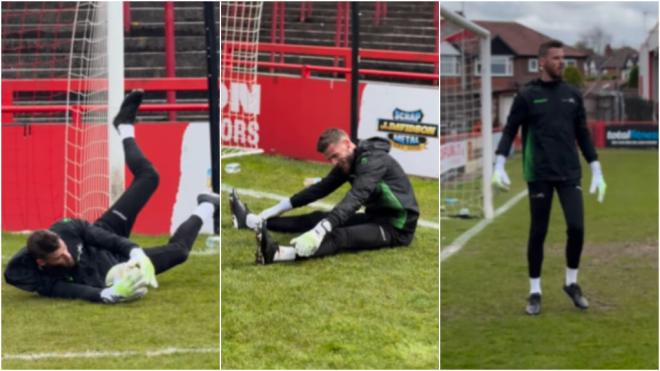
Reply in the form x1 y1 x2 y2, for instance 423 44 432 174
441 20 588 128
600 45 639 83
474 21 587 128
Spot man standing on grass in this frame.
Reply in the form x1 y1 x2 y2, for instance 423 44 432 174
492 40 607 315
4 90 219 304
229 128 419 264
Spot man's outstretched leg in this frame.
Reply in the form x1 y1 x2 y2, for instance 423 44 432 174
230 189 326 233
145 193 219 273
255 218 400 265
95 89 159 238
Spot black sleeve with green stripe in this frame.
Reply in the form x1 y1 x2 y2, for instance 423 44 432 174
496 92 529 157
45 281 104 302
326 154 387 229
290 166 348 208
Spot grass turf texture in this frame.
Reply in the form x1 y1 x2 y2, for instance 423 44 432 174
221 154 439 369
2 233 219 369
441 149 658 369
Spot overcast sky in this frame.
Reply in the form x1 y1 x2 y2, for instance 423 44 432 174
442 1 658 49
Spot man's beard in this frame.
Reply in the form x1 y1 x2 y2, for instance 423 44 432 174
339 153 354 174
548 66 563 80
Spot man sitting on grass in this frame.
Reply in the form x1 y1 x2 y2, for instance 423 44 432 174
4 90 219 304
229 128 419 264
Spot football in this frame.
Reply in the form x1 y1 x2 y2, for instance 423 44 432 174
105 261 145 287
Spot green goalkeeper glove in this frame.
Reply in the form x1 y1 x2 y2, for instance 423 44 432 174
129 248 158 288
290 219 332 257
100 270 147 304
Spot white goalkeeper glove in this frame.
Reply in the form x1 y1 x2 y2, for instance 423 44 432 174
492 155 511 191
258 198 293 220
589 161 606 203
129 248 158 288
100 270 147 304
290 219 332 257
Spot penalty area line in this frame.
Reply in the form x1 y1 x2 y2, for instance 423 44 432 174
222 184 439 230
441 190 527 262
3 347 219 361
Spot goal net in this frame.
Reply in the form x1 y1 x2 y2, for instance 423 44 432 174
440 6 493 219
64 2 123 221
1 2 123 225
220 2 264 159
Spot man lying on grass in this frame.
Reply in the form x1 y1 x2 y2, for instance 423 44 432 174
229 128 419 264
4 90 219 304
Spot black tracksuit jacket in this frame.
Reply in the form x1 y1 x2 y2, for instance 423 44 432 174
4 218 137 302
496 78 598 182
290 137 419 234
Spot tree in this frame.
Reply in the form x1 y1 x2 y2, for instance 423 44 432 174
574 41 594 55
578 26 612 55
564 65 584 88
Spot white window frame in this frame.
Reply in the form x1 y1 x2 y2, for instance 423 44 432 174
475 55 513 77
528 58 538 72
565 58 577 67
441 55 460 77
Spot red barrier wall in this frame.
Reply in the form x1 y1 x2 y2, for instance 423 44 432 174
128 124 186 235
2 125 65 231
256 75 362 162
2 124 187 235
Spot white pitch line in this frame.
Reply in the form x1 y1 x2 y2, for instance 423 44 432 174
418 219 439 229
3 347 218 361
190 249 218 256
441 190 528 262
222 184 439 230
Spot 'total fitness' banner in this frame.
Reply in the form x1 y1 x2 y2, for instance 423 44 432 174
605 124 658 148
358 82 439 178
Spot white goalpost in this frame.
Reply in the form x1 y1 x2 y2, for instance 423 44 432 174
64 1 124 222
440 6 493 219
220 1 264 159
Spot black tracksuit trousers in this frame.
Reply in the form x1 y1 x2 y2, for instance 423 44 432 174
93 138 202 274
267 211 413 258
527 180 584 278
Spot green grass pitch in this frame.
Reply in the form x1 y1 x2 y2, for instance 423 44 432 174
441 149 658 369
221 154 439 369
2 233 219 369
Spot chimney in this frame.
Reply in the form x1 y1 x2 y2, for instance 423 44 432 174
605 44 613 57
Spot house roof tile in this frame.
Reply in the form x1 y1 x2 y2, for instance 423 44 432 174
474 21 587 58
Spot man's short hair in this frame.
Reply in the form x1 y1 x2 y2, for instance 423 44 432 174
539 40 564 57
26 230 60 260
317 128 348 153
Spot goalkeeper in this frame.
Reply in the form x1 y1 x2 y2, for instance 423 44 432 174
229 128 419 264
4 90 219 304
492 40 606 315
